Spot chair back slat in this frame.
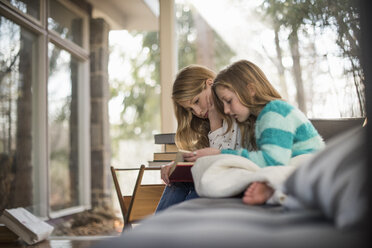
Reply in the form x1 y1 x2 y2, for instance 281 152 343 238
129 185 165 221
110 165 165 231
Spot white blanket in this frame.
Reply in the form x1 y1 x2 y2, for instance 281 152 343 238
191 154 313 201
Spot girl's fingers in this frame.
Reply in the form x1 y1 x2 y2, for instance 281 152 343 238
161 164 172 185
183 151 198 162
182 151 196 158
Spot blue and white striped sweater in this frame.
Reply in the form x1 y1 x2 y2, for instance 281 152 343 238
221 100 325 167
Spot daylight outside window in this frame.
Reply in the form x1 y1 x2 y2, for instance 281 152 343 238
0 0 90 218
0 16 38 213
175 0 363 118
48 43 80 212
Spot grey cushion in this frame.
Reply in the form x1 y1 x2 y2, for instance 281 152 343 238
310 118 364 141
91 198 366 248
283 127 367 229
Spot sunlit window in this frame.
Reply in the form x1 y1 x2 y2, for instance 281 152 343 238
0 16 38 212
3 0 40 20
48 43 80 211
109 30 162 170
108 30 162 214
0 0 89 218
48 0 83 46
175 0 363 118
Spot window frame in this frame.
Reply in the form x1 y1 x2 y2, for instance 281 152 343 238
0 0 44 26
0 0 91 219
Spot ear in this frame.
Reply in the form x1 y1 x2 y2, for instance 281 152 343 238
246 83 255 97
205 78 213 87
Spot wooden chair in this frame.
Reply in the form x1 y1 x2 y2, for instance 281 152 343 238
110 165 165 231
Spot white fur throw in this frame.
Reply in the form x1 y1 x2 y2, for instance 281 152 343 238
191 154 313 199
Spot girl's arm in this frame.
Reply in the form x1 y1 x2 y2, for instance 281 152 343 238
221 133 294 167
184 120 241 162
183 147 220 162
222 101 324 167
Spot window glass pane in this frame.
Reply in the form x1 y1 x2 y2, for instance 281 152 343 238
109 31 162 167
4 0 40 20
109 30 163 216
48 43 79 211
48 0 83 46
175 0 363 118
0 16 37 213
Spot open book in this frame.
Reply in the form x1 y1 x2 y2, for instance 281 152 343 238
168 150 194 183
0 208 54 245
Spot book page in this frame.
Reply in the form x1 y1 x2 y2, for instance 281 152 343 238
169 152 185 175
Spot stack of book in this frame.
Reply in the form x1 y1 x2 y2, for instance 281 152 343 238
149 133 194 182
148 133 177 167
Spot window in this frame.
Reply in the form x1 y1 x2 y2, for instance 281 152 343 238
48 43 80 211
0 0 90 218
0 16 38 213
3 0 40 20
48 0 82 46
175 0 364 118
108 31 163 211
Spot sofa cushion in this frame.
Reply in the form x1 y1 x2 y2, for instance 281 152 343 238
310 118 364 141
92 198 366 248
283 127 367 229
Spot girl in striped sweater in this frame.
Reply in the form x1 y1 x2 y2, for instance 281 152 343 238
185 60 325 205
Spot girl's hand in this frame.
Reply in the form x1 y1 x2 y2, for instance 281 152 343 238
183 148 221 162
160 161 174 185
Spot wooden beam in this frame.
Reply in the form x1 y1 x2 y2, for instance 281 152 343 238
159 0 177 133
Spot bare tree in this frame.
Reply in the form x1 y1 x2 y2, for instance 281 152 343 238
12 28 33 208
289 30 306 113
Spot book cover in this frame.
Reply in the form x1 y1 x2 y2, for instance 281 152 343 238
153 152 177 161
0 208 54 245
168 152 194 183
148 161 170 167
164 144 178 152
154 133 175 144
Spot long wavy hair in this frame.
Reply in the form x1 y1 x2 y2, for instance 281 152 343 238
172 65 218 150
212 60 282 150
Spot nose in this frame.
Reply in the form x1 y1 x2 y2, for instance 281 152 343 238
192 106 202 117
223 104 230 115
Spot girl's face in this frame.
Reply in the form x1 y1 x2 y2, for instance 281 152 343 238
215 86 250 122
179 79 213 119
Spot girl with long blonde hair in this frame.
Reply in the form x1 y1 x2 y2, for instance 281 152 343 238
156 65 241 212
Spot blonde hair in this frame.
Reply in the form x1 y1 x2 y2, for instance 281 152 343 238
172 65 216 150
212 60 282 150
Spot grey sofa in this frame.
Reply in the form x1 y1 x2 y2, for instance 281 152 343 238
93 118 367 248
